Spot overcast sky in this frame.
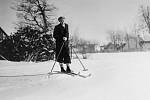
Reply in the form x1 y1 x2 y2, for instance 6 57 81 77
0 0 149 43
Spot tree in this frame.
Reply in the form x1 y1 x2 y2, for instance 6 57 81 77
12 0 57 33
0 26 55 62
11 26 55 62
107 30 125 51
139 6 150 34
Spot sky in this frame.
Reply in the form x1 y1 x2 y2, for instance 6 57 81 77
0 0 149 43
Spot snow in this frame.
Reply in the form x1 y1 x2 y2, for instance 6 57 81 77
0 52 150 100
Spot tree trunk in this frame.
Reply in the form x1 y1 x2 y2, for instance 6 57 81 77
41 10 48 33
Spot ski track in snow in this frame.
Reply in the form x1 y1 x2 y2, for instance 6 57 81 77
0 52 150 100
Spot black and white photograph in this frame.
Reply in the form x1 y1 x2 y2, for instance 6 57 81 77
0 0 150 100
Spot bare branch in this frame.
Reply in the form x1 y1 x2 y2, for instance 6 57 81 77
12 0 57 33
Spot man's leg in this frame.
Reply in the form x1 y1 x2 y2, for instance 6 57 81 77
57 53 66 72
66 63 71 73
59 63 66 73
64 47 72 73
56 46 65 72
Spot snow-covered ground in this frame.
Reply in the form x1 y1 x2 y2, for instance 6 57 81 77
0 52 150 100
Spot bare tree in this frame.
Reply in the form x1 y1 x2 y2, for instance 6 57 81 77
107 30 125 51
140 6 150 34
12 0 57 33
131 23 144 49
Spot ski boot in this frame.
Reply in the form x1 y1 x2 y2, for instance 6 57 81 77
66 66 72 73
61 67 66 73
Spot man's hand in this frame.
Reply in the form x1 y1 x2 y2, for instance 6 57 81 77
63 37 67 41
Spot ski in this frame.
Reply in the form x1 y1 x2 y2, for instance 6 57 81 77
48 71 91 78
68 71 91 78
53 71 76 76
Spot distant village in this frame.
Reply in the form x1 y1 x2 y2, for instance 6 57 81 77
1 26 150 60
1 27 150 52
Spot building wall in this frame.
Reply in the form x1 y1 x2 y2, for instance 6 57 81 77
123 39 141 51
142 42 150 50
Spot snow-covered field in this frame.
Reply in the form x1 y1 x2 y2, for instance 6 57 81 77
0 52 150 100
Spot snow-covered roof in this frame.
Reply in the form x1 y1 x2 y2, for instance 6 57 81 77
143 34 150 41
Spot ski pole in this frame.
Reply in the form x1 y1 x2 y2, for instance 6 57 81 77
50 41 65 72
0 54 8 61
72 48 88 71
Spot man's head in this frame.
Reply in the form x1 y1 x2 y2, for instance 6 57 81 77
58 16 65 24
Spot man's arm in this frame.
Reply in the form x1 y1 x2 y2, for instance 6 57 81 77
65 24 69 40
53 26 58 40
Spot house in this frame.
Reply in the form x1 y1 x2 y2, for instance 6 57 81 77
122 34 150 51
102 34 150 52
0 27 8 60
140 34 150 50
103 42 116 52
0 27 8 42
102 42 126 52
121 35 142 51
95 44 101 52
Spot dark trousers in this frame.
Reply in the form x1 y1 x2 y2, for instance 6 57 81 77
56 42 71 64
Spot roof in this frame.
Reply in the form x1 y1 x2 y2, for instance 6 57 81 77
0 27 8 40
141 34 150 41
0 27 8 36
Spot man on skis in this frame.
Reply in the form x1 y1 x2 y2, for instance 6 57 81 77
53 16 72 73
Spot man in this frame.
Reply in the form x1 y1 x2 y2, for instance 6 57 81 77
53 16 72 73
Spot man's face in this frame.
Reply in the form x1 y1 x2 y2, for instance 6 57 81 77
59 18 65 24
